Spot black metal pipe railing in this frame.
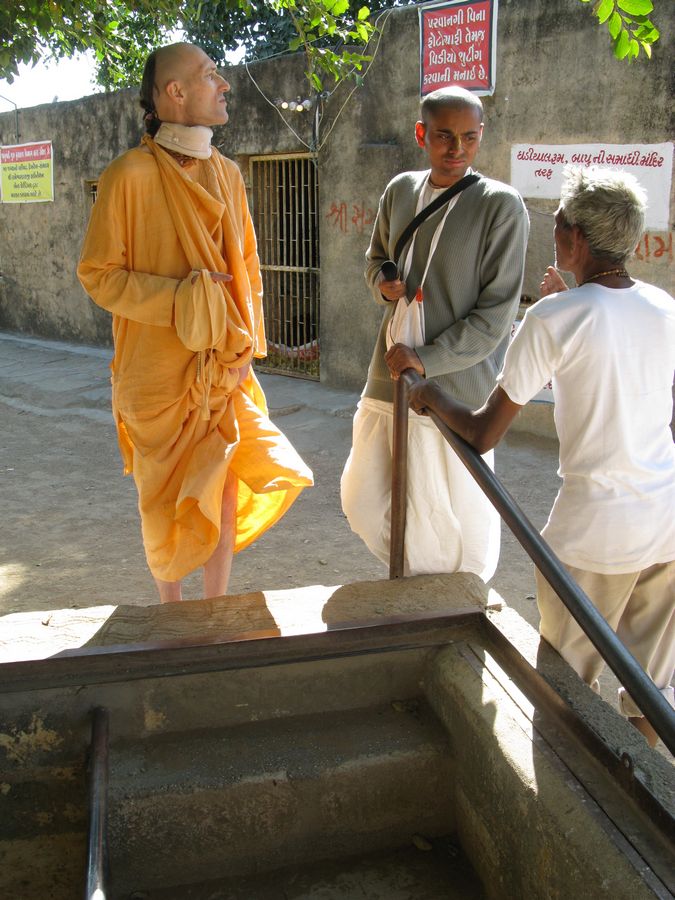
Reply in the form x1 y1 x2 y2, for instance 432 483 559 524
390 371 675 755
85 706 110 900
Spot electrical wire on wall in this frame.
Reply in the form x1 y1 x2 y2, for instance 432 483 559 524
315 8 394 151
243 6 395 153
244 59 313 151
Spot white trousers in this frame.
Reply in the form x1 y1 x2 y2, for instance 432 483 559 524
340 398 500 580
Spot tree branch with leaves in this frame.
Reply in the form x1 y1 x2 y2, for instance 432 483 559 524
0 0 376 91
0 0 665 100
578 0 659 59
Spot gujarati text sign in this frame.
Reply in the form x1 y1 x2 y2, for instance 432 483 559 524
511 142 672 231
419 0 497 96
1 141 54 203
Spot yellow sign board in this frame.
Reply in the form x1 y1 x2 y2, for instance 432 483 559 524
1 141 54 203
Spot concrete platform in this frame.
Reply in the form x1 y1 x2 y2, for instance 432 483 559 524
108 702 454 892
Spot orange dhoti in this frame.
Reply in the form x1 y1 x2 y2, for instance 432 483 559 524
119 358 311 582
78 134 313 581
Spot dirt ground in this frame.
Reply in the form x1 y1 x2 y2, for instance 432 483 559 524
0 387 557 623
2 346 673 758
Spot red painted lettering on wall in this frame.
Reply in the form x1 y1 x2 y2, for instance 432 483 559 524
634 232 673 264
325 201 348 233
351 203 375 234
326 201 375 235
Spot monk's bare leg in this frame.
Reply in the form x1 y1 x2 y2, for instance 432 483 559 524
149 491 183 602
203 470 237 598
154 578 183 603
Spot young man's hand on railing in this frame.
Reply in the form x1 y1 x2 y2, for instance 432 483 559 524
384 342 425 379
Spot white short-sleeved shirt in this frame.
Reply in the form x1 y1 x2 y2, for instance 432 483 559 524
497 280 675 574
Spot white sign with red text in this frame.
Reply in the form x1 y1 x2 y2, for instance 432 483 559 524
510 142 672 230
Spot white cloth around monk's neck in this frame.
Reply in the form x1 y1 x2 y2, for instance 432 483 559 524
154 123 213 159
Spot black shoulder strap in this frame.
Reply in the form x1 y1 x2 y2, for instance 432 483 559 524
393 172 480 264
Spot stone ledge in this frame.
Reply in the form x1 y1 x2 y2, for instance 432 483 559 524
0 573 488 664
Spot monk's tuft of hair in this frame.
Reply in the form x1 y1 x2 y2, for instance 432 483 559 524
139 50 161 136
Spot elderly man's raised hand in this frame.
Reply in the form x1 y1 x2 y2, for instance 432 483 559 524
407 379 437 417
540 266 568 298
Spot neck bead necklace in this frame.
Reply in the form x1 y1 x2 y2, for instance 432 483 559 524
580 267 629 285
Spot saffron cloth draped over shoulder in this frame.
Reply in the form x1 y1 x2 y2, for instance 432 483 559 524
77 136 313 582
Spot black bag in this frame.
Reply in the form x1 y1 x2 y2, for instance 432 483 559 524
379 172 481 280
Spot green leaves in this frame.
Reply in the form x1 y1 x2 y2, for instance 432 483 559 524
584 0 660 61
0 1 185 88
0 0 378 93
607 10 622 37
261 0 375 90
1 0 664 97
613 27 630 56
617 0 653 14
595 0 614 24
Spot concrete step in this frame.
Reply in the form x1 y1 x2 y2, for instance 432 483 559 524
143 838 485 899
108 700 456 897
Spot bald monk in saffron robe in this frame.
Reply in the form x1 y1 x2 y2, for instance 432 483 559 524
77 43 313 602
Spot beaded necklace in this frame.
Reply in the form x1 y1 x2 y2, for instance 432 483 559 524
580 267 629 285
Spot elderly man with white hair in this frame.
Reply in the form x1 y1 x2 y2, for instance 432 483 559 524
392 166 675 747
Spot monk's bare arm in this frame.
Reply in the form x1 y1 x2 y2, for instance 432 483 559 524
407 381 522 454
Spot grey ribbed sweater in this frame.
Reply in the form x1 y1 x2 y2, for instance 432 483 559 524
363 169 530 406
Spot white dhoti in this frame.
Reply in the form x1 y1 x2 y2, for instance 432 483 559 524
340 397 500 580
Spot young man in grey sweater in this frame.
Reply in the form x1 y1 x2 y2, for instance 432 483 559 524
341 87 529 578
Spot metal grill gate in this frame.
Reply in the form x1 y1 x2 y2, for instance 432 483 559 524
250 154 320 379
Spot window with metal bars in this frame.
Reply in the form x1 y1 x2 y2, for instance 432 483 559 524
250 154 320 379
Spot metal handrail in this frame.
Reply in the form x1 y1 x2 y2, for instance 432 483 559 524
390 367 409 579
85 707 110 900
390 371 675 755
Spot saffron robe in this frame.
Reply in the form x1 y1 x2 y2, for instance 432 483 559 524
78 137 313 582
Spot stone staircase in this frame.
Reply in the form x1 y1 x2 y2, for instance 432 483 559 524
142 842 484 899
107 700 469 898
